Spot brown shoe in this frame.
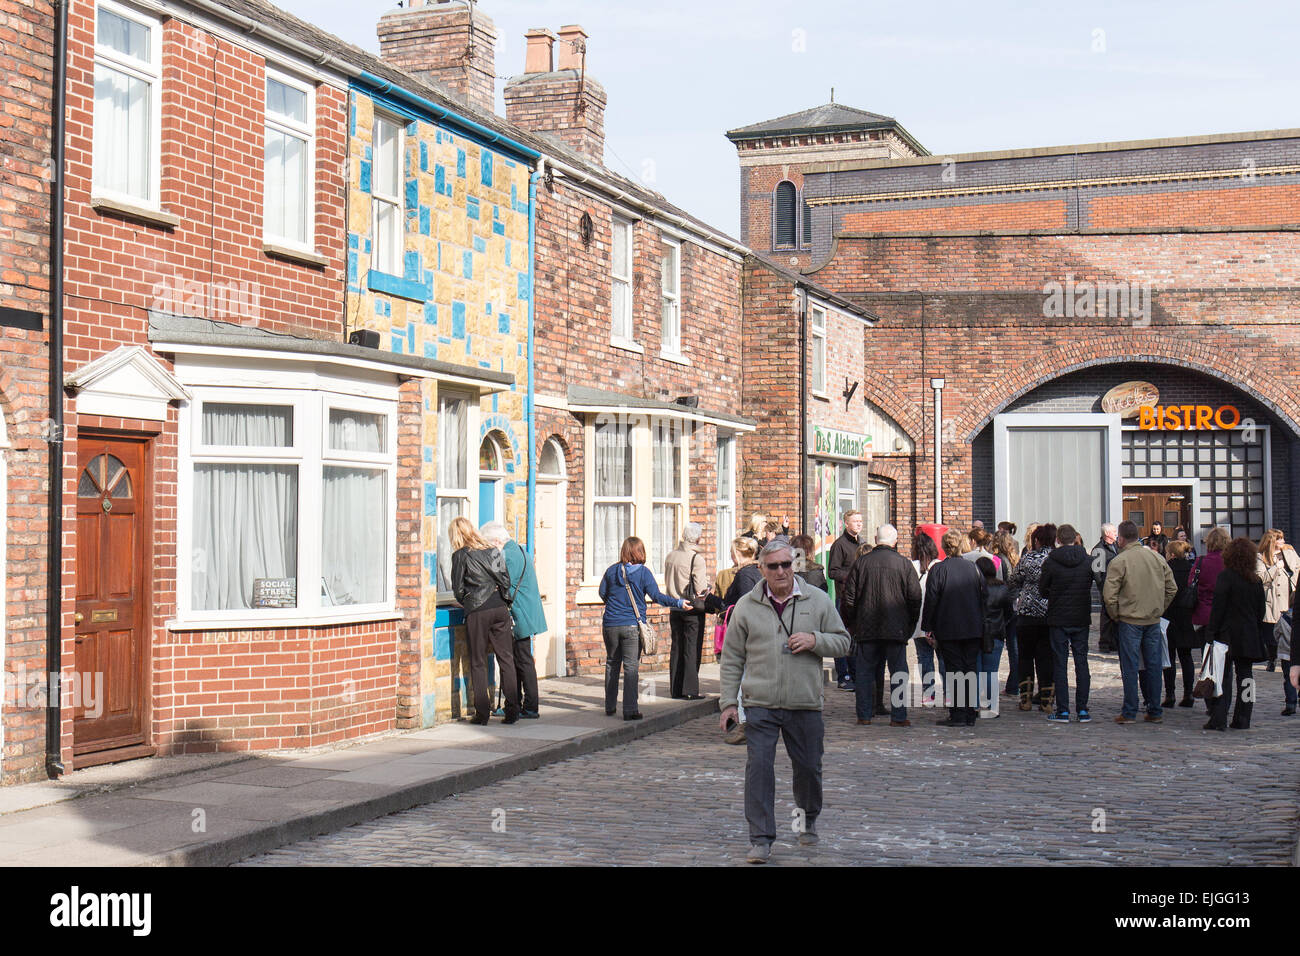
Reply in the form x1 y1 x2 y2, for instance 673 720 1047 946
856 718 872 725
1144 714 1163 723
1114 715 1137 724
889 719 911 727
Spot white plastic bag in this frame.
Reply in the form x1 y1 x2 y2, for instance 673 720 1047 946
1197 641 1227 697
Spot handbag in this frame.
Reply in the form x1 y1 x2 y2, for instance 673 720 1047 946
1193 639 1227 699
621 564 658 656
1175 558 1201 610
713 603 734 656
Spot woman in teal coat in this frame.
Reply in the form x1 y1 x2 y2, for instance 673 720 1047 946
483 523 546 719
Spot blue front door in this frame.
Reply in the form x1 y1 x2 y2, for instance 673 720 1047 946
479 479 497 525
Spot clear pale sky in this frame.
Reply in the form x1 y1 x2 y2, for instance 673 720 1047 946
275 0 1300 239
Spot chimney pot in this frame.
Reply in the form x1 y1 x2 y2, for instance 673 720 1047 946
555 24 587 71
523 27 555 74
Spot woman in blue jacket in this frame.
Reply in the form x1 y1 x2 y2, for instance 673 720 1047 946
599 536 686 720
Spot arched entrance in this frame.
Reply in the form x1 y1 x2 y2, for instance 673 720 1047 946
974 362 1297 548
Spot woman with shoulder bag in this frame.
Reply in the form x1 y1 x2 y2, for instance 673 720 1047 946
449 516 519 725
1163 540 1198 707
1204 537 1268 731
599 536 686 720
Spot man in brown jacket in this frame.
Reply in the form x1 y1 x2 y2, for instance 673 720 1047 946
664 522 711 699
1103 520 1178 724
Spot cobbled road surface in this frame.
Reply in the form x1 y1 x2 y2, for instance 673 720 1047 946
238 653 1299 866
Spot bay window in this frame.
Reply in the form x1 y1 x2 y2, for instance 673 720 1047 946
181 388 396 623
93 0 161 206
651 419 684 571
265 71 314 249
593 418 633 573
436 391 470 592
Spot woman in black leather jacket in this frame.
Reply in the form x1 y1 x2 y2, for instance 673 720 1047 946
450 516 519 725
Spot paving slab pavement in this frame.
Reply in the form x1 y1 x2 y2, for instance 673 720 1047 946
0 668 719 867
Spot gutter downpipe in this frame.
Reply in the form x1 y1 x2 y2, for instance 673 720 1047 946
798 289 808 553
46 0 68 778
526 158 544 559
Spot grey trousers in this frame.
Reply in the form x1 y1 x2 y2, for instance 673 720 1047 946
743 706 825 846
602 625 641 715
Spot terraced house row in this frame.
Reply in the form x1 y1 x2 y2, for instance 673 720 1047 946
1 0 869 783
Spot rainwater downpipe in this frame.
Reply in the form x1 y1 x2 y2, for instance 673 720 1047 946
46 0 69 778
526 158 544 557
930 377 945 525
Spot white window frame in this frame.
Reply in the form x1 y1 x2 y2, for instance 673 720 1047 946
371 112 405 277
263 68 316 251
579 413 691 598
659 239 682 361
610 217 638 351
650 418 687 572
435 389 481 603
838 462 858 518
175 384 398 628
715 433 736 570
810 303 827 397
92 0 163 209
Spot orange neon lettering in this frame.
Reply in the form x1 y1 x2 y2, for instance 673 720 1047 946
1215 405 1240 429
1139 406 1156 430
1163 406 1179 430
1194 406 1212 430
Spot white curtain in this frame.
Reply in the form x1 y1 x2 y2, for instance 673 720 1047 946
265 128 307 245
595 422 630 496
653 423 679 498
651 503 677 572
436 497 465 591
193 464 297 610
439 396 467 489
329 409 384 453
595 503 630 571
322 468 385 605
94 63 150 200
203 404 292 446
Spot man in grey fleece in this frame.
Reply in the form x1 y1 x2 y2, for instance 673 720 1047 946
719 540 851 864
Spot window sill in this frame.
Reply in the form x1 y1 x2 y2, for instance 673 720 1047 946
610 337 644 355
659 350 691 367
265 241 329 269
575 583 604 605
811 390 830 402
367 270 429 303
166 610 403 633
91 195 180 230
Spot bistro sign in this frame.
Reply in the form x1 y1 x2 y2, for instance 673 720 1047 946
810 425 872 461
1138 405 1241 430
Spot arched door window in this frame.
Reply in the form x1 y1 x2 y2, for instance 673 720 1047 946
478 433 506 525
538 438 565 480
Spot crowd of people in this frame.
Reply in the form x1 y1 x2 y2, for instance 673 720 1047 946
449 507 1299 862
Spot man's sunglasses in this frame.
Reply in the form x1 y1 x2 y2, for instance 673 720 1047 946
763 561 793 570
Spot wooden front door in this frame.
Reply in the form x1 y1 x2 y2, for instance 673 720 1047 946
74 437 149 757
1122 487 1192 540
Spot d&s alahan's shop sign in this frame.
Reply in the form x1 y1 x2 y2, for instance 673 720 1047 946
810 425 872 461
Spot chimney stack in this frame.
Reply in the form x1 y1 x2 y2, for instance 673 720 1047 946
377 0 498 115
503 23 607 163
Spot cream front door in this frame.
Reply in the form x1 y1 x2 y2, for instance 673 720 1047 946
534 481 565 677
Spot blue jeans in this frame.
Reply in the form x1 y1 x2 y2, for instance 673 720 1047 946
1283 663 1298 711
913 636 946 703
978 639 1005 708
1050 625 1091 714
1117 621 1164 719
854 641 909 722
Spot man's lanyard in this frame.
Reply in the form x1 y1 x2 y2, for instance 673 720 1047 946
769 595 798 641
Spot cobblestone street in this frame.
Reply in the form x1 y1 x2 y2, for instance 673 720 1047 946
238 652 1299 866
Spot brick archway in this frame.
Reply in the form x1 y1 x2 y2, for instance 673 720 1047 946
858 368 924 443
957 338 1300 442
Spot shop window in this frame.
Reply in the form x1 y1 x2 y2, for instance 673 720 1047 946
837 462 858 518
181 389 395 622
93 0 161 207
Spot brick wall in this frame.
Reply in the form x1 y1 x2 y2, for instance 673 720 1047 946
376 3 497 116
802 230 1300 542
0 0 53 784
503 72 607 164
532 176 745 675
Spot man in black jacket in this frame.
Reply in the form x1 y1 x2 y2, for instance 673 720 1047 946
840 524 922 727
1092 523 1119 652
1039 524 1095 723
921 530 988 726
828 510 864 691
